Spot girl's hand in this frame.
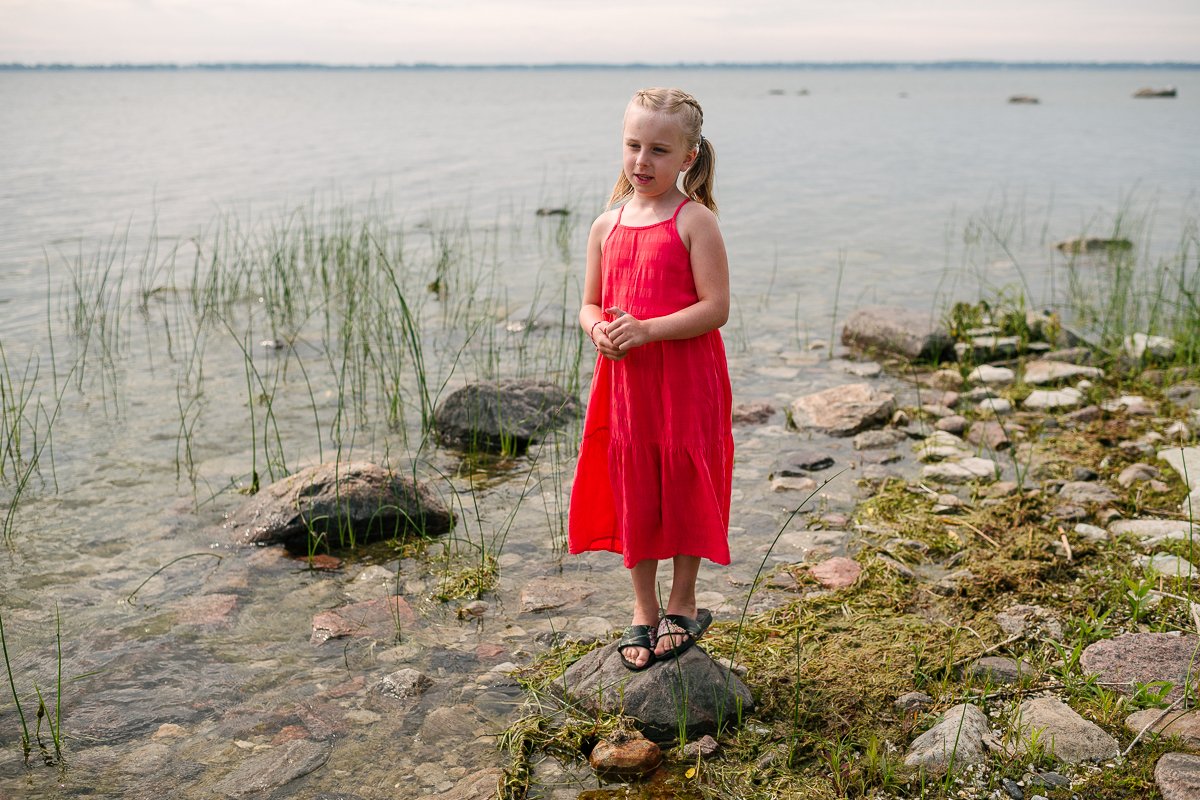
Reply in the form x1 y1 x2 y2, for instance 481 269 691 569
591 322 627 361
603 307 650 351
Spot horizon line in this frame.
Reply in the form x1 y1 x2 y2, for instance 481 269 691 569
2 59 1199 71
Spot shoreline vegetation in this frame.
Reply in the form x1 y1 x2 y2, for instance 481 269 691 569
2 61 1199 72
1 195 1197 798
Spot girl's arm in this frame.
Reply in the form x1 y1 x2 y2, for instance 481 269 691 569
604 204 729 351
580 211 625 361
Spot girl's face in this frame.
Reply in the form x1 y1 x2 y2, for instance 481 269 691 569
621 104 697 201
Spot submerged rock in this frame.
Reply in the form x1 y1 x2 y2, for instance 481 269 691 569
211 739 331 797
418 768 504 800
434 379 579 454
223 462 453 548
562 640 754 743
841 305 954 361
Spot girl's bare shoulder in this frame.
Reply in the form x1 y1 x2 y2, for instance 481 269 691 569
676 201 722 246
589 207 621 242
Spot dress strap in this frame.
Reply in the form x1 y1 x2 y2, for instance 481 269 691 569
615 204 625 225
671 198 691 221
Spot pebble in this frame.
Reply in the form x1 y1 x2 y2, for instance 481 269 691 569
904 703 988 769
680 735 720 758
893 691 933 713
969 365 1015 385
1023 387 1083 410
977 397 1013 416
589 731 662 778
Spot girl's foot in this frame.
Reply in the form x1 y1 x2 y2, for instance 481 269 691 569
655 607 713 660
621 610 659 669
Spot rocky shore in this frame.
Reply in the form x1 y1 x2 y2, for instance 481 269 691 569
487 304 1200 800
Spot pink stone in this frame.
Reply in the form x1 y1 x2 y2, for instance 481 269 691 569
310 596 415 644
809 557 862 590
172 594 239 626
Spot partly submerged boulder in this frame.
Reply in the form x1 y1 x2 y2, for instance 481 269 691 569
223 462 453 548
562 641 754 743
841 306 954 362
790 383 895 437
434 379 579 454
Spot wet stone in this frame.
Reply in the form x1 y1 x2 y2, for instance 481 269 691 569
1081 632 1200 701
1001 777 1023 800
378 668 433 701
928 368 965 391
841 305 953 361
417 767 505 800
771 529 850 562
434 379 579 453
171 593 239 627
589 730 663 778
967 420 1011 451
344 565 397 601
310 596 415 644
574 616 615 640
773 448 835 474
771 475 818 493
519 576 593 612
1156 753 1200 800
681 734 720 759
222 461 453 548
211 739 332 797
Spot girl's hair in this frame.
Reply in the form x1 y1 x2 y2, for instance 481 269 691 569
607 87 717 214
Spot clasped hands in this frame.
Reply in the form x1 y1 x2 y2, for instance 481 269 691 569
592 306 649 361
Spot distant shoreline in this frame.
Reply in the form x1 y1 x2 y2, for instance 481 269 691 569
2 60 1198 72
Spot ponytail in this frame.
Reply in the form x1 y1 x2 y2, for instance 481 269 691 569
683 136 717 214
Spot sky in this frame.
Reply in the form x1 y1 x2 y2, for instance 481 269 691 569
2 0 1199 65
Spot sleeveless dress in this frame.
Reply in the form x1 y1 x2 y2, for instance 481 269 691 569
568 199 733 568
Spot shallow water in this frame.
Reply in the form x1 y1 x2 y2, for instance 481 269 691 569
0 66 1198 797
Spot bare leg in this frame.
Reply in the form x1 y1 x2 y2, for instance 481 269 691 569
656 555 701 656
623 559 660 668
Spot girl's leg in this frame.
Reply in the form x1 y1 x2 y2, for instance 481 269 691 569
624 559 660 668
656 555 701 656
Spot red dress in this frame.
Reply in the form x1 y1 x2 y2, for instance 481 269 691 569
568 199 733 568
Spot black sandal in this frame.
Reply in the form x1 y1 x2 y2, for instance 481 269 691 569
655 608 713 662
616 624 658 671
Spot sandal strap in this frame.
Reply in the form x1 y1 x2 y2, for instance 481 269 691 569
617 624 656 649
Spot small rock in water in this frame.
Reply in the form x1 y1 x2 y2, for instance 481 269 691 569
773 448 835 473
772 475 818 493
853 429 907 450
378 669 433 701
968 365 1016 385
680 735 720 758
790 383 896 436
977 397 1013 416
927 368 964 391
519 576 593 612
589 730 663 778
732 402 774 426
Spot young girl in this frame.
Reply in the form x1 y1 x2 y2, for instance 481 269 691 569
569 88 733 671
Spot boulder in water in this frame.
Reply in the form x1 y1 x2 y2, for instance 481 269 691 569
434 379 579 454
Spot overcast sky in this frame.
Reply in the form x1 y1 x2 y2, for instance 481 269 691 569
3 0 1199 65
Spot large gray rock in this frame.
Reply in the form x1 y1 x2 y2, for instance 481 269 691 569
434 379 579 453
1016 697 1119 763
904 704 988 771
562 641 754 743
790 383 895 437
1156 753 1200 800
211 739 331 796
1081 633 1200 701
223 462 453 547
841 306 953 362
